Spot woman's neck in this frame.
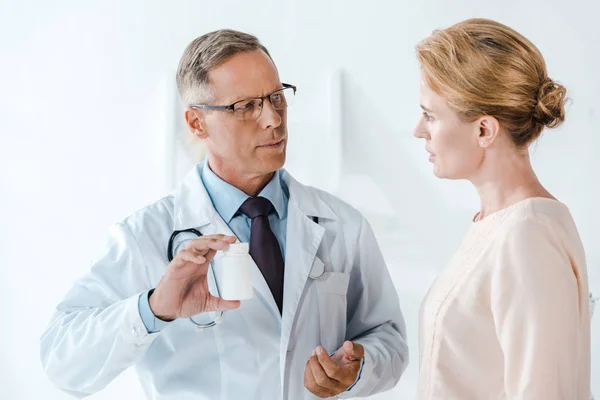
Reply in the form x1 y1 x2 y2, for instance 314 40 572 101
471 150 553 221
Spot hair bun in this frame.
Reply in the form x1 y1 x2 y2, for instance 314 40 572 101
533 77 567 128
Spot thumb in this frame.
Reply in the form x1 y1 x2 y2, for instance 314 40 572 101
343 341 364 362
207 295 241 312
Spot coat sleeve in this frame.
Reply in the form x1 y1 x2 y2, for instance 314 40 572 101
337 217 409 398
40 222 158 397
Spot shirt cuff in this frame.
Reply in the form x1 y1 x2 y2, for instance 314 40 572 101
138 289 171 333
346 356 365 391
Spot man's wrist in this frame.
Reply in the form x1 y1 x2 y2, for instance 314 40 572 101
148 289 175 321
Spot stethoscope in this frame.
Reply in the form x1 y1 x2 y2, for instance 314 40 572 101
167 217 322 332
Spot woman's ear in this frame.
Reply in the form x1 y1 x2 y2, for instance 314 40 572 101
477 115 500 148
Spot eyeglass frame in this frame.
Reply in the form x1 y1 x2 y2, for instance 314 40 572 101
188 83 297 119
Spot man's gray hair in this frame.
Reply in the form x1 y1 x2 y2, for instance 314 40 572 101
176 29 273 106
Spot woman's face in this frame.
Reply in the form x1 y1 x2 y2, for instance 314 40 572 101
414 78 484 180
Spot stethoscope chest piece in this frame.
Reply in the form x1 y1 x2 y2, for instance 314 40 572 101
308 257 325 279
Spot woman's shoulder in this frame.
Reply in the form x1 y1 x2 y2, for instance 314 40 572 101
501 197 577 239
486 197 585 275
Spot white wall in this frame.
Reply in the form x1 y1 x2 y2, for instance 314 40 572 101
1 0 598 398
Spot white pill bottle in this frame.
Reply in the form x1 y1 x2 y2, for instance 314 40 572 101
217 243 254 301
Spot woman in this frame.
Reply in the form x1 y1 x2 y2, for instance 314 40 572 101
414 18 591 399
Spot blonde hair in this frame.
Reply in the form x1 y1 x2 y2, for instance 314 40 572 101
416 18 568 147
176 29 272 106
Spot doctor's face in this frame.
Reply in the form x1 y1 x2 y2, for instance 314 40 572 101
188 50 288 179
413 78 482 180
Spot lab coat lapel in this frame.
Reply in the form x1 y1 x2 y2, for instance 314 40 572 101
280 202 325 360
278 171 336 385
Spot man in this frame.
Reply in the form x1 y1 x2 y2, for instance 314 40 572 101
40 29 408 399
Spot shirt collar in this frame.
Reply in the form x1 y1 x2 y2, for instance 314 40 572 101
200 161 287 223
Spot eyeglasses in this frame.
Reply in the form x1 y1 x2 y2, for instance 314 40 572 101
189 83 296 121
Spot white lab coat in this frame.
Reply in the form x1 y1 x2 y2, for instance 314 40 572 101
40 164 408 400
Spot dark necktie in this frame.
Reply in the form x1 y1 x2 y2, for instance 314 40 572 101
239 196 285 313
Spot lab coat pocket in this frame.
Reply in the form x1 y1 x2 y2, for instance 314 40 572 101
316 272 350 353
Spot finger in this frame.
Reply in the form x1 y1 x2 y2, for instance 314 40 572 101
221 235 237 243
187 237 232 253
304 359 338 398
330 344 345 363
196 235 237 245
186 234 236 245
185 236 225 249
343 341 364 361
202 249 218 263
303 362 320 395
207 294 241 312
176 250 207 266
194 234 236 241
188 234 227 241
308 356 344 394
315 347 344 381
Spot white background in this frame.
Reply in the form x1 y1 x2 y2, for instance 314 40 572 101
1 0 598 398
